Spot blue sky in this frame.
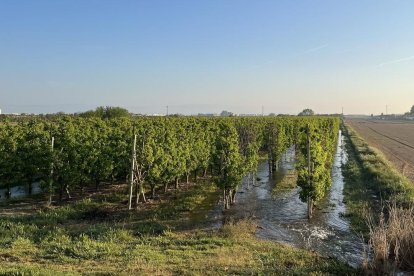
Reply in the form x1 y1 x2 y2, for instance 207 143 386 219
1 0 413 114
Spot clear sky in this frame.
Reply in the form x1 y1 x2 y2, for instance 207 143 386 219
1 0 413 115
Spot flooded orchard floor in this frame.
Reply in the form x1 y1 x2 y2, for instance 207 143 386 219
197 131 364 267
1 131 364 266
0 182 41 202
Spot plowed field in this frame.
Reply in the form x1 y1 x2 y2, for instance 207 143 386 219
346 119 414 183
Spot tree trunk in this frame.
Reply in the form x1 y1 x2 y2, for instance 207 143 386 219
48 186 53 206
151 186 156 198
271 160 277 172
246 173 250 190
225 193 230 209
136 181 147 205
164 183 168 193
135 181 139 204
308 199 313 219
59 182 63 202
95 178 100 191
268 160 272 175
203 168 208 177
231 189 236 204
175 178 179 189
5 185 11 199
224 189 231 209
28 179 33 195
80 181 84 196
65 184 71 199
194 169 197 182
140 182 147 203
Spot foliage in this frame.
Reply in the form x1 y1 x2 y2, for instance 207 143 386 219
79 106 130 119
298 108 315 116
296 118 340 214
0 116 341 210
214 121 244 208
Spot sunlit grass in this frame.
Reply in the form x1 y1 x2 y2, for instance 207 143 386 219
0 181 357 275
273 170 298 195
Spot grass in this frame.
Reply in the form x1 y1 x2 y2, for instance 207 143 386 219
341 126 376 235
0 219 356 275
0 180 357 275
342 124 414 235
273 170 298 194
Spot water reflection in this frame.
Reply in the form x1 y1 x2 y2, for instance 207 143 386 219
0 182 41 202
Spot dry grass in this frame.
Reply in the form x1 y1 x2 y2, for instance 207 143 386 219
220 218 258 240
365 204 414 274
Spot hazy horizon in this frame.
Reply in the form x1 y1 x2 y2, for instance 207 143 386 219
1 1 413 115
0 104 402 116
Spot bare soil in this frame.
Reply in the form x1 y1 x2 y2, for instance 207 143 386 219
346 119 414 183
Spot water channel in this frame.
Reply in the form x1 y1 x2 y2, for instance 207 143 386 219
1 131 364 267
198 130 364 267
0 182 41 202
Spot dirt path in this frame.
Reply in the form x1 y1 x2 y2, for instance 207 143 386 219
346 119 414 183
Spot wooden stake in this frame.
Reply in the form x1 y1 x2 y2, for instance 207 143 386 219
128 134 137 210
307 126 313 219
48 136 54 206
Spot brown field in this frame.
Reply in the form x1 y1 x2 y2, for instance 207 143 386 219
346 118 414 183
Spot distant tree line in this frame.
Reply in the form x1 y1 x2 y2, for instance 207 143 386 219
298 109 315 116
79 106 130 119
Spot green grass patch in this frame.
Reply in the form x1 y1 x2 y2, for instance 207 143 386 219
273 170 298 194
341 143 372 235
0 180 358 275
0 218 358 275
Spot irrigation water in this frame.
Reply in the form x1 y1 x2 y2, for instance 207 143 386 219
196 130 364 267
0 182 41 202
1 131 364 266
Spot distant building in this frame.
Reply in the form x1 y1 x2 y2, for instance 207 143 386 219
239 114 260 117
149 114 166 117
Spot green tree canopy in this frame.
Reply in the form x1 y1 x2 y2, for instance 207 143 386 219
80 106 130 119
298 109 315 116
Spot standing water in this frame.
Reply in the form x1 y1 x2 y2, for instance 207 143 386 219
201 130 364 267
0 182 42 202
